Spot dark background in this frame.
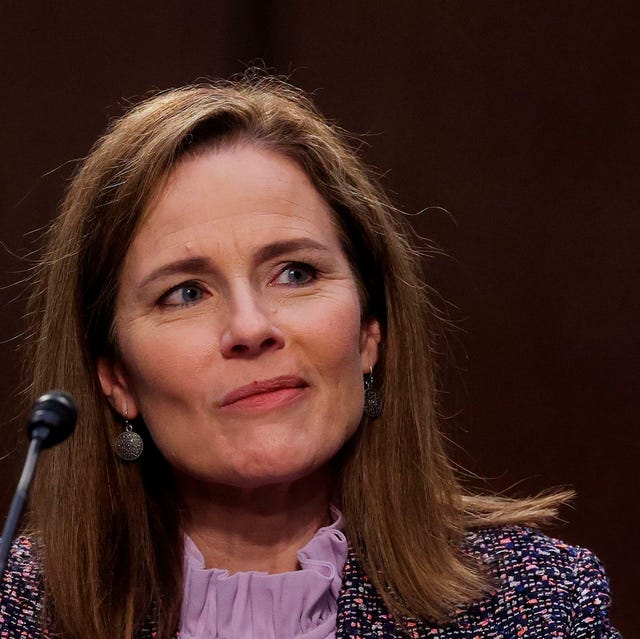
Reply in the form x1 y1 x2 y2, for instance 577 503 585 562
1 2 637 635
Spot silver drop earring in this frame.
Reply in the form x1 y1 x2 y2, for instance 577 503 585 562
115 410 144 461
363 366 383 419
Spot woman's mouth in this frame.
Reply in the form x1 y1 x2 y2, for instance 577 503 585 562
219 376 309 410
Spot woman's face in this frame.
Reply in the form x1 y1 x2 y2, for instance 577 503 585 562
98 144 380 490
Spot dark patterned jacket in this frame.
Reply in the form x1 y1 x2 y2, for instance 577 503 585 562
0 526 621 638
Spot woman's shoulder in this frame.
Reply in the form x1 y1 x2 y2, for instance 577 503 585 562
339 525 621 638
0 535 45 637
465 523 602 566
463 524 610 586
460 525 621 637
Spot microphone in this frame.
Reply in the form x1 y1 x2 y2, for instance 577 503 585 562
0 391 77 580
27 391 77 448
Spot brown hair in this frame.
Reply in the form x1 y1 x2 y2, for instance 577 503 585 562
25 75 570 638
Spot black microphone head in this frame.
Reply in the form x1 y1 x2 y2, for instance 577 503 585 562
27 390 77 448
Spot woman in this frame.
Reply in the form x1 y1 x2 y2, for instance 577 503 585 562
0 76 619 638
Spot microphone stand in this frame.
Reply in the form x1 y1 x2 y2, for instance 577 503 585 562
0 391 77 582
0 435 45 579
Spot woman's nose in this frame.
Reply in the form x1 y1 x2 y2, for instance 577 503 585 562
219 288 285 358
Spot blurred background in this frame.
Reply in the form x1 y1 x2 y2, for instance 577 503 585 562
1 2 637 634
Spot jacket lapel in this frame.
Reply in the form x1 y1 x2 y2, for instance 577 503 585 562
336 548 404 639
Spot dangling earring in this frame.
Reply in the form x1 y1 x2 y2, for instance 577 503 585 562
363 366 382 419
115 410 144 461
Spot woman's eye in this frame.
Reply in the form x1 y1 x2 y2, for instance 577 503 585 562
160 284 205 307
273 263 316 286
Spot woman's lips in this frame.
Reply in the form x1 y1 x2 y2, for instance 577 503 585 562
219 375 308 410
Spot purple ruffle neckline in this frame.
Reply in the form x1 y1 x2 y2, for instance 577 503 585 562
180 506 348 639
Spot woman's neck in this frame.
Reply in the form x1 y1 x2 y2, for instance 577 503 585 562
178 468 334 574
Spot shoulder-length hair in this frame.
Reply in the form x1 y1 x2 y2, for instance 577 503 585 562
25 75 568 638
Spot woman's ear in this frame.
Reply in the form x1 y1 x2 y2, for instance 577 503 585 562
360 318 382 372
97 356 140 419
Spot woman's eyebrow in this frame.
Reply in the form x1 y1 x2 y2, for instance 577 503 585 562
254 238 331 263
139 239 331 288
139 256 214 288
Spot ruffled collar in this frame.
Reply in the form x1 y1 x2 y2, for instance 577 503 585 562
180 506 348 639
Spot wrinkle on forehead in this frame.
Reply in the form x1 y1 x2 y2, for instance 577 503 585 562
132 212 335 266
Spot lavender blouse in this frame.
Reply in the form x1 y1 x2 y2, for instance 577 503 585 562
180 507 348 639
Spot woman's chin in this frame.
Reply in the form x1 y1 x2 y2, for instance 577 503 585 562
228 457 328 490
181 452 330 492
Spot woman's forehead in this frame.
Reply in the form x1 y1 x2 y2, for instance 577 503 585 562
122 145 346 279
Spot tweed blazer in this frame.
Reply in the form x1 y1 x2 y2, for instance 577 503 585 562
0 525 621 638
